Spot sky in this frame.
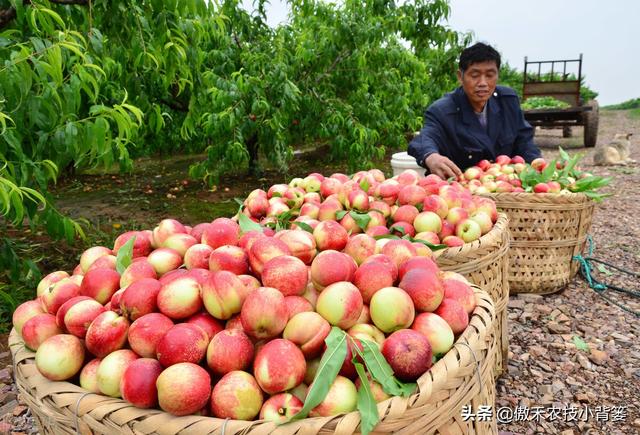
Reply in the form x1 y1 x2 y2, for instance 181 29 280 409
240 0 639 106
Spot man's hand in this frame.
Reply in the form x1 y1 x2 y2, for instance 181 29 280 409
425 153 462 180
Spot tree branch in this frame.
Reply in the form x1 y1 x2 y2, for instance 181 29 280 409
1 0 89 30
160 98 188 113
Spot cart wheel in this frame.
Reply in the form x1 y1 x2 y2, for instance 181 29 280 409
583 100 599 148
562 126 572 138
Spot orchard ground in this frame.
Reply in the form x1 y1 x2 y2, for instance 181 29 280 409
0 109 638 434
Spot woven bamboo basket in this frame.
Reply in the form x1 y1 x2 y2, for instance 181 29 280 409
434 213 510 377
10 287 497 435
481 192 595 295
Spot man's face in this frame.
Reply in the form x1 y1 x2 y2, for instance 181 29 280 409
457 61 499 110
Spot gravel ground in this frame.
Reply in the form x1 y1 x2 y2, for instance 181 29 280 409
2 110 639 435
497 110 640 435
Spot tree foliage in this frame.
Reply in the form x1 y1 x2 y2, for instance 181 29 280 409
1 0 466 290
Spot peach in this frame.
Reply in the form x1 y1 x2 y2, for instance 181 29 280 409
85 311 130 358
284 295 314 319
156 323 209 367
22 313 62 350
120 260 157 288
202 270 249 320
209 245 249 275
79 358 102 393
206 329 254 376
315 281 363 329
157 363 211 416
443 278 477 314
260 393 303 422
201 217 240 248
253 339 306 394
283 311 331 358
147 248 183 276
392 204 419 224
412 312 455 356
64 299 106 338
369 287 415 333
313 220 349 252
189 223 212 243
397 185 427 206
274 229 317 265
248 236 292 277
121 358 163 408
317 197 344 222
344 234 376 266
162 233 197 256
79 246 112 273
35 334 84 381
210 371 263 420
152 219 187 247
434 299 469 335
261 255 308 296
128 313 174 358
185 312 224 341
382 329 432 381
36 270 69 297
398 268 444 312
13 300 45 336
310 250 357 291
361 254 398 281
157 275 202 320
119 278 161 320
309 376 357 417
240 287 288 339
398 257 439 280
353 261 395 303
40 278 80 314
114 231 152 258
96 349 139 398
347 323 385 347
381 239 418 269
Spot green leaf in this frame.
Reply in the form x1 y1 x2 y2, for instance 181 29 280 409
115 236 136 274
409 237 447 251
572 335 590 352
596 264 613 276
359 339 416 397
238 213 263 234
359 179 370 193
291 327 348 421
389 224 406 236
354 362 379 435
373 234 401 241
350 211 372 232
558 147 571 162
335 210 348 220
294 221 314 233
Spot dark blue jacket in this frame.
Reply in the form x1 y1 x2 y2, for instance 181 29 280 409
408 85 541 171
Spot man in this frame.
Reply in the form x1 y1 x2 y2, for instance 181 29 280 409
408 42 541 179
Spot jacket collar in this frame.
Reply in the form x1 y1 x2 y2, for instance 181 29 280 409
453 86 502 145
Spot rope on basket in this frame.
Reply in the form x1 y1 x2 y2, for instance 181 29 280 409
573 236 640 317
455 342 483 396
221 417 230 435
74 391 95 435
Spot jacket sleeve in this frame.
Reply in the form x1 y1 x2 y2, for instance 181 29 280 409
512 106 542 163
408 107 447 168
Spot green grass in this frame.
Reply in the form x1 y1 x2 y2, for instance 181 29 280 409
603 98 640 110
629 108 640 119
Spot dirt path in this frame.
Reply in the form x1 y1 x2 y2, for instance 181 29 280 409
2 110 639 434
496 109 640 434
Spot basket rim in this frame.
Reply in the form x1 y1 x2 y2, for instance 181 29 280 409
478 191 593 205
436 212 509 258
10 287 496 434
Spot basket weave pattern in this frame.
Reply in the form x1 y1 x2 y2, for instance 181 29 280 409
435 213 510 377
484 192 595 295
11 288 497 435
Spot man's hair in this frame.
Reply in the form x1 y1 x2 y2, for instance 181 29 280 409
459 43 501 72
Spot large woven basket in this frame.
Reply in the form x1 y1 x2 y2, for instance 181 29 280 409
481 192 595 295
434 213 510 378
10 287 497 435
